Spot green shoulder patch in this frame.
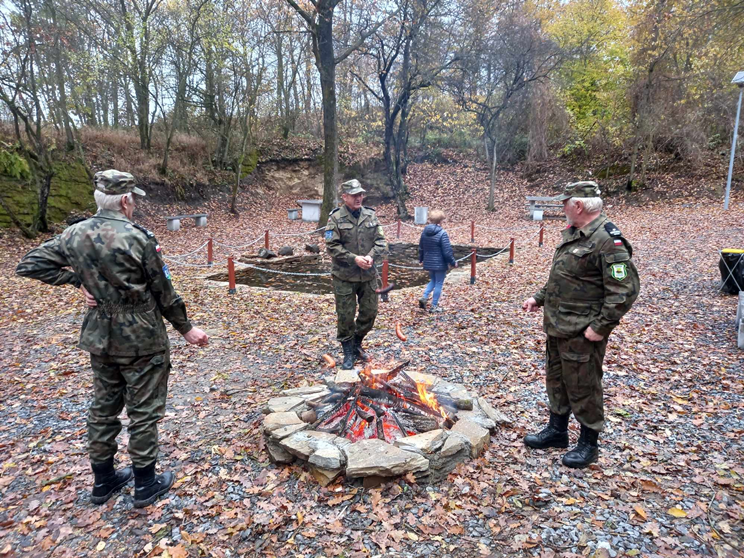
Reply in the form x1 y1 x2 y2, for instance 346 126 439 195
610 262 628 281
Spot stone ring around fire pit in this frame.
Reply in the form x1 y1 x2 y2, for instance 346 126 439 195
262 365 512 486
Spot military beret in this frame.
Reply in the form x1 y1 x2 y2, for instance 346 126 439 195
94 169 146 196
553 181 601 201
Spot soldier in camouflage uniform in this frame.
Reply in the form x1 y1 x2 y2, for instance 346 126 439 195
325 179 388 369
522 181 640 468
16 170 208 507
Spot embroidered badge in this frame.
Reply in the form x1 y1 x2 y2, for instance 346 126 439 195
156 244 162 252
162 264 172 280
610 262 627 281
325 230 333 240
614 239 623 246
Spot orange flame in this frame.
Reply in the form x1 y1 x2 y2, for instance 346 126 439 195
416 381 448 420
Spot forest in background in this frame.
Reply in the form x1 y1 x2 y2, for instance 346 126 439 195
1 0 743 235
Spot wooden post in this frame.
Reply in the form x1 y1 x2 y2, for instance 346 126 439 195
470 248 476 285
471 221 475 243
397 219 401 239
509 237 515 264
381 259 390 302
228 257 236 294
539 226 544 247
264 229 269 250
207 238 213 266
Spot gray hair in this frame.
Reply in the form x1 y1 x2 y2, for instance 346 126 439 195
94 189 133 211
570 196 603 213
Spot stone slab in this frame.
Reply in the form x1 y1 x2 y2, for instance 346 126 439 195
403 371 440 389
270 423 308 441
281 386 329 397
265 396 306 414
432 381 470 401
309 466 342 487
439 434 467 457
279 431 349 461
394 429 446 455
458 407 497 433
267 441 294 464
449 419 490 458
333 369 389 384
344 439 429 478
262 412 303 436
477 397 513 425
308 445 345 469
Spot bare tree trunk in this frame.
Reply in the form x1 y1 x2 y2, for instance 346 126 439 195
488 136 497 211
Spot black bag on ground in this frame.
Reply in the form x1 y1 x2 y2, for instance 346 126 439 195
719 250 744 294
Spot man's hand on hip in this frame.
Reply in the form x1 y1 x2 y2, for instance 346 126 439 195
584 326 604 342
80 285 97 307
522 297 539 312
184 327 209 346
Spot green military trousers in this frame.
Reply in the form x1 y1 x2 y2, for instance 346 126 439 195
333 277 378 343
88 350 171 468
545 335 608 432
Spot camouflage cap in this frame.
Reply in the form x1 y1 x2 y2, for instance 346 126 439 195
94 170 145 196
340 179 366 195
553 181 601 201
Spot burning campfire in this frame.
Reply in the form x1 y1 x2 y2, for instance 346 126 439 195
307 361 462 443
261 363 511 485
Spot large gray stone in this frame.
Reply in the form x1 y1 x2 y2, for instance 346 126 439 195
432 381 470 402
394 430 446 455
477 397 513 425
449 419 490 458
265 396 306 414
279 431 346 461
309 466 341 487
270 423 307 440
458 406 497 433
281 386 329 397
267 441 294 464
440 433 467 457
309 445 345 469
262 412 303 436
344 439 429 478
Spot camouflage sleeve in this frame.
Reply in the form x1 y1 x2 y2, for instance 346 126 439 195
324 215 357 265
15 235 81 288
591 239 640 337
533 285 547 306
366 221 388 262
142 240 193 335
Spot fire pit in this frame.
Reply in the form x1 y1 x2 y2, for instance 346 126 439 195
261 363 511 486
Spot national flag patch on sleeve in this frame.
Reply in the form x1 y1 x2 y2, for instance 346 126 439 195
156 244 162 252
614 239 623 246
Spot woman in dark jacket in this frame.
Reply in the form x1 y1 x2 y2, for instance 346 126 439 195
418 209 457 312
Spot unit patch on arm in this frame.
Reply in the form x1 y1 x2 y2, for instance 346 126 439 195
163 264 172 280
610 262 628 281
325 230 333 240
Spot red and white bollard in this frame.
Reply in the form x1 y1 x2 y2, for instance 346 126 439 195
381 259 390 302
264 229 269 250
207 238 213 266
538 225 544 247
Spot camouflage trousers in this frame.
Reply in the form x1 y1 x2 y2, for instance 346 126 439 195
545 334 608 432
333 277 378 342
88 350 171 468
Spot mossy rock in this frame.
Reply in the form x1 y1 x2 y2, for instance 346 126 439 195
240 149 259 179
594 163 631 179
0 160 93 228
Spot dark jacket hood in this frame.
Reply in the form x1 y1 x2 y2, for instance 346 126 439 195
424 224 441 236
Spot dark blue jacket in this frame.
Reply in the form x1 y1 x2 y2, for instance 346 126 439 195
418 224 456 271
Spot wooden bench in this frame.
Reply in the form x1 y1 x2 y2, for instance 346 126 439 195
526 196 563 220
166 213 208 231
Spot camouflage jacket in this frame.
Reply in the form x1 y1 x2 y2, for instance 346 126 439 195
534 213 640 338
325 205 388 282
16 209 192 356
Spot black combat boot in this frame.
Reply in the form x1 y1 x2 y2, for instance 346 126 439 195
341 340 356 370
524 412 570 449
354 335 371 363
562 424 599 469
132 463 175 508
90 458 133 505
